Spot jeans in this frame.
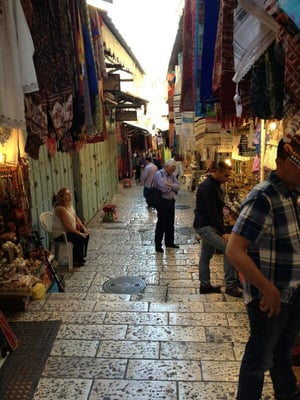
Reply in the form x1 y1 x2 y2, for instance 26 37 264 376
237 294 300 400
195 226 239 289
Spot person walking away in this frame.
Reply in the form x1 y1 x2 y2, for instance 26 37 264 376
193 160 242 298
152 153 162 170
153 159 180 253
52 188 89 267
141 156 158 207
134 152 142 183
226 136 300 400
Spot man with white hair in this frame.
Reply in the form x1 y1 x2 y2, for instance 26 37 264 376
153 159 180 253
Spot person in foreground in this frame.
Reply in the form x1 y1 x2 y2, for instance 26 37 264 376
226 136 300 400
53 188 89 267
153 159 180 253
193 160 242 298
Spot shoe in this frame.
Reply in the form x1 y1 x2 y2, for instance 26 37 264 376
166 244 179 249
73 259 85 267
225 287 243 298
73 262 84 267
199 284 221 294
155 247 164 253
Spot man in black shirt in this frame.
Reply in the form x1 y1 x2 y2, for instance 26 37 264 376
193 161 242 297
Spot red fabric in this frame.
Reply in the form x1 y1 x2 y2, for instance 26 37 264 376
180 0 195 112
212 0 237 128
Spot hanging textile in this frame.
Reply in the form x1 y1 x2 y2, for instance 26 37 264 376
265 0 300 37
180 0 195 112
212 0 236 127
199 0 219 104
89 7 107 80
22 0 75 158
232 0 277 84
193 0 203 117
279 0 300 31
0 0 38 131
250 41 284 120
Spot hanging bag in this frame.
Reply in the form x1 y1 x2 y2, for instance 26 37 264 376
146 170 163 209
146 187 162 209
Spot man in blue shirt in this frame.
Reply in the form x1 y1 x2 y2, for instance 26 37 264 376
226 136 300 400
153 159 180 253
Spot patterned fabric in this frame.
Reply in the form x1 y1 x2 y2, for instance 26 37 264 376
250 41 284 120
232 171 300 304
180 0 195 112
284 34 300 107
265 0 300 38
212 0 236 127
233 0 277 84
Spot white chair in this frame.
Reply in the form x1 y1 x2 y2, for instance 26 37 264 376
39 211 73 271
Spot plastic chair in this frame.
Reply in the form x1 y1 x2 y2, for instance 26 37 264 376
39 211 73 271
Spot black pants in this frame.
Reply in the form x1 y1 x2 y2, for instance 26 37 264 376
155 198 175 248
65 232 89 262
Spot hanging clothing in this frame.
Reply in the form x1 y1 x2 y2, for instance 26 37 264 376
0 0 38 129
180 0 195 112
212 0 236 127
232 0 277 84
199 0 219 103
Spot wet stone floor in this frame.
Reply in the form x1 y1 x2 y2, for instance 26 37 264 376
4 181 295 399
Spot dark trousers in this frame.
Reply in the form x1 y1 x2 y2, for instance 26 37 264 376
237 294 300 399
155 198 175 248
66 232 89 262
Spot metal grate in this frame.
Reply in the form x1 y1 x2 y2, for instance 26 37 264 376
102 276 146 294
0 320 61 400
175 205 191 210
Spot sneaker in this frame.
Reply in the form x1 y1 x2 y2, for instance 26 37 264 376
199 284 221 294
225 287 243 298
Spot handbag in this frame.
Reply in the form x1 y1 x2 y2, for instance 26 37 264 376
146 187 162 209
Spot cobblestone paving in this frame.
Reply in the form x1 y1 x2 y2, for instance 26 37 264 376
6 182 282 399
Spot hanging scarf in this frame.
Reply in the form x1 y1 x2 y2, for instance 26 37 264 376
180 0 195 112
212 0 236 127
233 0 277 84
199 0 219 103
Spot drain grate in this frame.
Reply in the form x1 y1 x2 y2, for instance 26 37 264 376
102 276 146 294
175 205 191 210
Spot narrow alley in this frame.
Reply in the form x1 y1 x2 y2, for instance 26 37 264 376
5 181 276 399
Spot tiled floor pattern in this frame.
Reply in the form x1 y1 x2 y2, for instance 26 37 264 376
4 182 284 399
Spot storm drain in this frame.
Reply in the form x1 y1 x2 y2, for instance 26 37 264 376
102 276 146 294
175 205 191 210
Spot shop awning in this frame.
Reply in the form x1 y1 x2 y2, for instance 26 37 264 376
104 91 148 114
122 121 150 136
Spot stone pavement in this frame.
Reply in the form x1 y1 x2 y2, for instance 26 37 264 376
7 181 278 399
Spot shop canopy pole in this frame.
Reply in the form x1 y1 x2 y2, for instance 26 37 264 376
260 119 266 182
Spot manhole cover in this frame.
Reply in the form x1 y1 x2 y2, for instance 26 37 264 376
175 205 191 210
102 276 146 294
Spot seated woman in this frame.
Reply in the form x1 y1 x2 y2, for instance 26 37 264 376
52 188 89 267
